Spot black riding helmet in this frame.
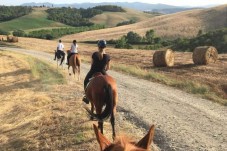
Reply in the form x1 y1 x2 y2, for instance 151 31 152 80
97 40 107 48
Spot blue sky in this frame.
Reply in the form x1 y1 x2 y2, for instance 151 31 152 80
0 0 227 6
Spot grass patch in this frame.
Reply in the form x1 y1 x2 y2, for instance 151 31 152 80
112 63 226 105
27 57 66 85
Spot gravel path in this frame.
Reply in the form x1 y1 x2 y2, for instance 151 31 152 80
1 47 227 151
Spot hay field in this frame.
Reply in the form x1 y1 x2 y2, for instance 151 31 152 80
1 35 226 103
62 4 227 41
90 8 156 27
0 50 154 150
0 51 92 150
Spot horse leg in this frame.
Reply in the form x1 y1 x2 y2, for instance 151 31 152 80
78 66 80 81
73 66 76 78
111 93 118 140
110 113 116 140
98 121 104 134
90 104 94 120
68 66 71 76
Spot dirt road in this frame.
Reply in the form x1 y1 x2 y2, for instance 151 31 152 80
1 47 226 151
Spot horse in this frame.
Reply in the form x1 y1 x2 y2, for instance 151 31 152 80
54 50 65 69
93 124 155 151
84 72 118 139
67 50 81 80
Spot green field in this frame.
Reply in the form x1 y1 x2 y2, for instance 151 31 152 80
0 8 70 32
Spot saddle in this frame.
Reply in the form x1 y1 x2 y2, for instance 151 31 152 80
85 72 103 91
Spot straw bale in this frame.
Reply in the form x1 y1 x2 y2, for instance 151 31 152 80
153 49 175 67
193 46 218 65
12 36 18 42
7 35 13 42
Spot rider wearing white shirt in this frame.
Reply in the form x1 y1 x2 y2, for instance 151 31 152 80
67 40 79 64
54 39 65 65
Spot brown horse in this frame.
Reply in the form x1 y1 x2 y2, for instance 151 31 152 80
93 124 155 151
67 50 81 80
84 72 118 139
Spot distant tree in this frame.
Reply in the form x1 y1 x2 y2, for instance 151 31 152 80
145 29 155 44
115 36 133 49
126 31 142 44
13 30 26 37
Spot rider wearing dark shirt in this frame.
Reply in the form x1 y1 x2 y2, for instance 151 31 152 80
84 40 110 89
83 40 110 103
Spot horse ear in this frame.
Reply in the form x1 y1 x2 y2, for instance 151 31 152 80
136 125 155 149
93 124 111 151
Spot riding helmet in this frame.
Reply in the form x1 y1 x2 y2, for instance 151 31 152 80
97 40 107 48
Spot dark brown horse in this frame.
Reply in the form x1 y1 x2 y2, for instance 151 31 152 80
93 124 155 151
54 50 65 69
67 50 81 80
84 72 118 139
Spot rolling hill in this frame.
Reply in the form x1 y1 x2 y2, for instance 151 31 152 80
0 7 69 32
62 4 227 41
90 8 157 27
21 2 200 14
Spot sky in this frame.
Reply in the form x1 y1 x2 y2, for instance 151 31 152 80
0 0 227 7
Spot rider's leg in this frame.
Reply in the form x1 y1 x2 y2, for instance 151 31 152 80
83 72 93 104
66 53 71 65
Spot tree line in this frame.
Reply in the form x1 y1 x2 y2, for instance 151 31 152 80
113 28 227 53
171 28 227 53
0 6 32 21
11 25 105 40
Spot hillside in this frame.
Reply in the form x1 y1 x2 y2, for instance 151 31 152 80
21 2 201 14
62 4 227 41
90 8 156 27
0 8 69 32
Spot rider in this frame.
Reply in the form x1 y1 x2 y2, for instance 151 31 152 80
66 40 79 65
83 40 110 104
54 39 65 65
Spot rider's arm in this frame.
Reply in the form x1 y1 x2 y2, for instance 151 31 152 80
105 61 110 71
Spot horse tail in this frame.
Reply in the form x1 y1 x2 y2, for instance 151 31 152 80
100 84 113 120
84 84 113 121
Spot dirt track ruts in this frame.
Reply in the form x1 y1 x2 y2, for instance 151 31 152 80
1 47 226 151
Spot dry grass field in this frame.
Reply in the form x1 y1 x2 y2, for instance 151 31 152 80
1 35 226 104
0 50 157 150
62 4 227 41
0 51 93 150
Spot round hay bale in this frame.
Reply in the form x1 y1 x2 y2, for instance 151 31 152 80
12 36 18 42
193 46 218 65
7 35 13 42
153 49 175 67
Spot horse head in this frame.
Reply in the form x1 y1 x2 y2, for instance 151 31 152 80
93 124 155 151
